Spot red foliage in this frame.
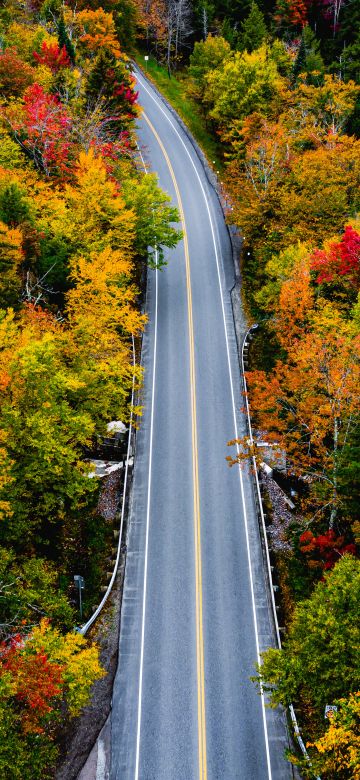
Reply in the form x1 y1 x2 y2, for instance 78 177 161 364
299 529 356 569
114 83 139 106
1 636 63 733
33 42 71 73
311 226 360 290
0 48 34 97
275 0 311 28
6 84 75 180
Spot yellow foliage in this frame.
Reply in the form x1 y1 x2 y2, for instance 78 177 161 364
5 23 56 63
309 693 360 779
76 9 121 58
32 64 53 91
28 620 105 717
64 148 136 257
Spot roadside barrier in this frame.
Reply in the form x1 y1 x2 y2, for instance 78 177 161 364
79 335 136 636
242 324 320 779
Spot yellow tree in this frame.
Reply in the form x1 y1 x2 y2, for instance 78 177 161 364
76 9 122 58
0 221 23 308
307 692 360 779
63 148 136 256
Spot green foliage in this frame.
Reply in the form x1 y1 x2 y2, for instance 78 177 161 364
239 3 267 53
292 25 324 85
0 183 30 227
0 548 74 637
204 46 284 133
188 35 231 102
256 556 360 712
121 172 181 265
57 16 75 65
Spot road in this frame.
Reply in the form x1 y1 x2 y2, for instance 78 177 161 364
110 71 292 780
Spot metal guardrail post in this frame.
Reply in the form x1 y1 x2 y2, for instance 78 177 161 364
241 324 320 779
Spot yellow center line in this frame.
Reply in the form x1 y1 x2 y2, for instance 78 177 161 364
142 111 207 780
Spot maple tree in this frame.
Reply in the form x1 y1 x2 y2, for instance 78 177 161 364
311 224 360 293
299 529 356 570
0 620 104 778
3 84 76 180
33 41 71 73
76 8 122 58
0 48 35 97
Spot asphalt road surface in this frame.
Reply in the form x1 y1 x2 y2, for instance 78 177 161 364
110 70 292 780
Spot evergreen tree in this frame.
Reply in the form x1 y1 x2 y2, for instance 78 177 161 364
292 33 306 82
0 184 30 227
239 3 267 52
292 25 324 84
57 16 76 65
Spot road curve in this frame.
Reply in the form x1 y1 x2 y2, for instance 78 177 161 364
110 71 292 780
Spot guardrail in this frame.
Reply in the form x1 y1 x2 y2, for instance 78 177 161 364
241 324 320 780
79 334 136 636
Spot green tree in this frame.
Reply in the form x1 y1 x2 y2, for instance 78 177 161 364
292 25 325 85
256 556 360 714
57 15 75 65
187 35 231 103
239 3 267 53
121 172 181 265
0 548 74 638
0 183 30 228
204 46 284 138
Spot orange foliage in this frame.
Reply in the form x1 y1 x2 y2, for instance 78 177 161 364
76 9 122 58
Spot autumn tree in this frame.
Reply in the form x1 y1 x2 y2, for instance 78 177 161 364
293 74 360 137
310 224 360 295
256 555 360 714
85 50 139 139
0 620 104 779
76 8 122 58
230 271 360 525
3 84 76 180
33 41 71 73
0 48 35 97
0 221 23 308
306 692 360 779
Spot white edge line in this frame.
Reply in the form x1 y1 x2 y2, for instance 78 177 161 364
136 71 273 779
134 147 158 780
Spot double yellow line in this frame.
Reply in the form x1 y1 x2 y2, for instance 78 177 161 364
143 112 207 780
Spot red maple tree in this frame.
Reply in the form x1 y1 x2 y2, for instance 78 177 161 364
33 42 71 73
311 225 360 290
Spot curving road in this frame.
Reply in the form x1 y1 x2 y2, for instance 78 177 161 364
110 71 292 780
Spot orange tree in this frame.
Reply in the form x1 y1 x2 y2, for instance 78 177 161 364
229 260 360 528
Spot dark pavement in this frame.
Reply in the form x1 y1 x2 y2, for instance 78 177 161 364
110 71 292 780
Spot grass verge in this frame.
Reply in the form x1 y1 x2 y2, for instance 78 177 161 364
133 50 223 171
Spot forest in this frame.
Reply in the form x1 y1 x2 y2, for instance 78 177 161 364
0 0 359 776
